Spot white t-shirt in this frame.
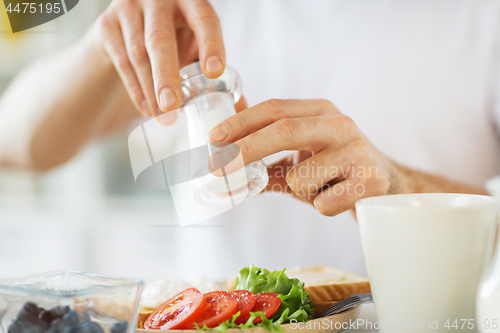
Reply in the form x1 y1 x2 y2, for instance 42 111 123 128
171 0 500 280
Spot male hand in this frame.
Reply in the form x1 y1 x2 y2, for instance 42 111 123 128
208 99 405 216
93 0 225 122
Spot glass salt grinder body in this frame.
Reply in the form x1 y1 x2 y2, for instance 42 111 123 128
179 62 269 204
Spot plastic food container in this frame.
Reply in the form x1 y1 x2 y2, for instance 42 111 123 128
0 271 143 333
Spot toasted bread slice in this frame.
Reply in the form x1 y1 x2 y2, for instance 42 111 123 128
226 265 370 303
287 265 370 302
137 307 155 329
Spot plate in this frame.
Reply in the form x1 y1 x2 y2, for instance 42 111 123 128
135 306 360 333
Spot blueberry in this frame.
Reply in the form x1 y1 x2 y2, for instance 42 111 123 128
62 311 79 326
49 318 65 330
22 303 41 317
110 321 128 333
78 322 104 333
39 310 56 323
45 328 59 333
37 319 50 331
17 309 39 325
61 306 70 314
8 321 22 333
51 318 62 325
61 326 75 333
23 327 43 333
16 320 34 329
49 307 66 319
77 312 90 322
16 321 42 333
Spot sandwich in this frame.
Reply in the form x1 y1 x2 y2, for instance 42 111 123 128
137 265 370 331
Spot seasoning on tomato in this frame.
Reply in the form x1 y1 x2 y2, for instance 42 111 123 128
231 290 257 325
182 291 238 329
250 293 282 324
144 288 207 330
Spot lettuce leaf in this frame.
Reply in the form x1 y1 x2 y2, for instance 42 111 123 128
196 266 313 333
235 266 314 323
196 311 285 333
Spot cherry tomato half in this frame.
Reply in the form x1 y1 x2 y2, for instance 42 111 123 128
232 290 257 325
183 291 238 329
246 293 282 324
144 288 207 330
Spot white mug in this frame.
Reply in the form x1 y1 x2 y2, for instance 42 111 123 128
356 193 498 333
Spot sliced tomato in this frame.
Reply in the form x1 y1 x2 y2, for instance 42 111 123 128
231 290 256 325
241 293 282 324
182 291 238 329
144 288 207 330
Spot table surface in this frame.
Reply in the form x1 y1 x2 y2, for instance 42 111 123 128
344 303 379 333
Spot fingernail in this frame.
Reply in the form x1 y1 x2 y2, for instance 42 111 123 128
157 110 177 126
209 149 232 172
206 56 223 73
209 123 230 141
159 88 177 110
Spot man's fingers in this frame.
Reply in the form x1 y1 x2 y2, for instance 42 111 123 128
285 141 370 201
234 96 247 113
284 150 350 203
143 1 182 112
176 27 199 68
208 99 335 143
117 6 159 116
96 14 149 116
264 151 311 193
234 116 330 166
177 0 225 78
312 180 367 216
312 160 392 216
265 155 294 191
155 110 178 126
313 176 385 217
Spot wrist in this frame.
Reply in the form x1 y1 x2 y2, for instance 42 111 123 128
390 162 420 194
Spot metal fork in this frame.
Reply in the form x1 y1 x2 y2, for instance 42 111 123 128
313 293 373 318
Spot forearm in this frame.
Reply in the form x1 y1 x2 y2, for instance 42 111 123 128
395 162 488 195
0 28 137 171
